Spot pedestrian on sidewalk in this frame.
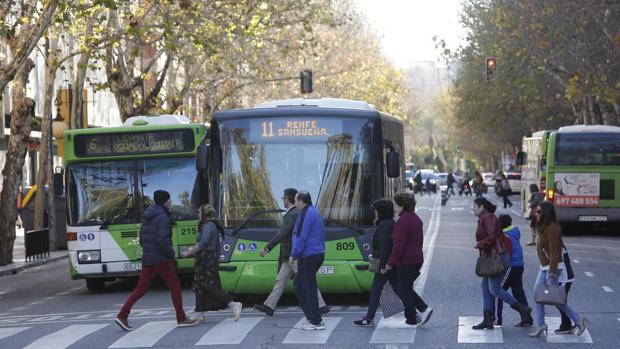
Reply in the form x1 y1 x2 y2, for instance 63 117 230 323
291 191 326 330
526 184 544 246
385 192 433 328
254 188 328 317
115 190 199 331
499 174 513 208
471 197 531 330
529 202 586 338
181 204 242 322
494 214 532 327
354 198 398 327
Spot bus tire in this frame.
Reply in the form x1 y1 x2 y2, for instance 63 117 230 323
86 278 106 291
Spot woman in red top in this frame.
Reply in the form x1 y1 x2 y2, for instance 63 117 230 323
385 192 433 327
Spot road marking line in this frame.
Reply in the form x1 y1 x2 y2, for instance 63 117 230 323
283 317 342 344
584 271 594 277
72 314 93 320
510 209 522 216
572 259 580 264
30 315 64 322
545 317 593 344
451 207 464 211
416 195 441 295
24 324 108 349
196 317 262 345
602 286 614 293
0 327 30 340
458 317 503 343
370 315 415 343
109 321 177 348
98 313 117 318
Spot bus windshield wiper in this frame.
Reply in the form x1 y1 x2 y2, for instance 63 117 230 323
324 218 366 236
230 209 285 237
99 193 133 230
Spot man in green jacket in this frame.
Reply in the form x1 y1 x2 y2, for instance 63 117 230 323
254 188 328 316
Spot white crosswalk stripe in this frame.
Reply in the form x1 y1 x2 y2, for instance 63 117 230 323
370 315 416 344
23 324 108 349
195 317 263 345
109 321 178 348
282 317 342 344
545 317 593 344
458 317 503 343
0 327 30 340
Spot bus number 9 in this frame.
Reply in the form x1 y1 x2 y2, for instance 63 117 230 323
336 242 355 251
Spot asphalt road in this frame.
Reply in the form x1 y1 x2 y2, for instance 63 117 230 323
1 191 619 348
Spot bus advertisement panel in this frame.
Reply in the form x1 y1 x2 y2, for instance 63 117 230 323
552 173 600 207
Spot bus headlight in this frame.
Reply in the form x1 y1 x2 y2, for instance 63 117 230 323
178 245 194 258
77 250 101 263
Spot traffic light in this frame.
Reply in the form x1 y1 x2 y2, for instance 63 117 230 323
485 57 496 81
300 70 313 94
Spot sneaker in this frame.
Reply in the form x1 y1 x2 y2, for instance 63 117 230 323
319 306 330 315
554 325 576 334
353 317 374 327
232 302 242 321
300 322 325 330
419 307 433 325
177 317 200 327
397 321 418 329
254 304 274 316
114 317 134 331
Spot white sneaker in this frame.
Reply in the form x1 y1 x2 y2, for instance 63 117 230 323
419 307 433 325
300 322 325 330
232 302 242 321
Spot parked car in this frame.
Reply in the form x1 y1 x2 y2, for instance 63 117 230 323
414 169 438 193
506 172 522 195
405 170 414 190
483 172 495 187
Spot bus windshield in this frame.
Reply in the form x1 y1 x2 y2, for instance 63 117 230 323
218 117 377 227
67 157 198 226
556 133 620 166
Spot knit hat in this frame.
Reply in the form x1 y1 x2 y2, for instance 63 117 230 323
154 190 171 206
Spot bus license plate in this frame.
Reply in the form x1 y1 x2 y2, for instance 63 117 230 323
578 215 607 222
124 262 142 271
319 266 334 275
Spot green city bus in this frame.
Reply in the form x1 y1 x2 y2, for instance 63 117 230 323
544 125 620 229
63 115 207 290
194 98 405 293
518 130 553 209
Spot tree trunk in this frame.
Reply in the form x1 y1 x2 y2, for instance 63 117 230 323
71 21 94 129
0 59 35 265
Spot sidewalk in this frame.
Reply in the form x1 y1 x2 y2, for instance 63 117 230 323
0 227 68 277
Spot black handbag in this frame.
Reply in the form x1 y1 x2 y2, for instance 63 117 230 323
475 250 506 277
534 280 567 306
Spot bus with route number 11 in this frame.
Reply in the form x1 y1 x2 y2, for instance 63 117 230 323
63 115 207 290
194 98 405 293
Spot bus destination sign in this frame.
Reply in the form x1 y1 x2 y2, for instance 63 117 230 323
250 119 342 143
75 130 194 157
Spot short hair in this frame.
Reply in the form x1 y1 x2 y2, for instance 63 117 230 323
296 191 312 205
283 188 298 204
372 198 394 222
393 192 416 211
498 214 512 229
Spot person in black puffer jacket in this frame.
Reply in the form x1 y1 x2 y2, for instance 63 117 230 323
115 190 198 331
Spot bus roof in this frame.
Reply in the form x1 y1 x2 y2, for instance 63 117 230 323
557 125 620 133
123 114 190 126
254 98 376 110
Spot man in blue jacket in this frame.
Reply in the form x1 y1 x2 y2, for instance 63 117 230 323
291 191 326 330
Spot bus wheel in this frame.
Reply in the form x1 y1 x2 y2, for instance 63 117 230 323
86 278 106 291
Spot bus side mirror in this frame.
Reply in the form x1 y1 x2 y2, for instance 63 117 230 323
196 142 209 172
515 151 526 166
386 152 400 178
53 166 64 197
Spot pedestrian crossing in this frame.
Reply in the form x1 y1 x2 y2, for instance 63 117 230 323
0 315 598 347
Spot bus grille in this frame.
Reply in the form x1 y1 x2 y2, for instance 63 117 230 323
600 179 615 200
121 231 138 238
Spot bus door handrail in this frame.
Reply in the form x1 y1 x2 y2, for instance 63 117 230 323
230 209 285 237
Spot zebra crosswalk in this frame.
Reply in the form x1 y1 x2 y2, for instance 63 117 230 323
0 315 598 348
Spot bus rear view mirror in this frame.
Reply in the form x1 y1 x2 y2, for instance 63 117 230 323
196 143 209 172
515 151 526 166
386 152 400 178
53 166 64 197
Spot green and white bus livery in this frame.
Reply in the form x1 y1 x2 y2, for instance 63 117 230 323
63 115 207 290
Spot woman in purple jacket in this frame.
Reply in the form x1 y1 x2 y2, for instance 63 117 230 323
385 192 433 328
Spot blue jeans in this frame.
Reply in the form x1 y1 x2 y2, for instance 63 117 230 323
366 270 398 320
533 269 581 326
294 254 324 325
481 253 519 311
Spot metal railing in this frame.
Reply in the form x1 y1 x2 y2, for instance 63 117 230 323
25 229 49 261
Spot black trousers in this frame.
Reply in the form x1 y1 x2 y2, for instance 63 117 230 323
396 263 428 324
294 254 324 325
502 192 512 208
495 266 528 321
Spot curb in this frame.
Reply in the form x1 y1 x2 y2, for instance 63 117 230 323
0 253 67 277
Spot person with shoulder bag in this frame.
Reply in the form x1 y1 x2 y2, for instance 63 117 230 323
471 197 531 330
529 202 587 338
554 244 576 334
354 198 398 327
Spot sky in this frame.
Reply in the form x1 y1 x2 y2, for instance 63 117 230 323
353 0 466 68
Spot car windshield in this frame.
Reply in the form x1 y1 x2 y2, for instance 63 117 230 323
556 133 620 166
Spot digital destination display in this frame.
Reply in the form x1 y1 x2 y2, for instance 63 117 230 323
250 118 343 143
74 130 195 157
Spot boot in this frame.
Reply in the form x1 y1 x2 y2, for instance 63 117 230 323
510 302 532 324
472 311 494 330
